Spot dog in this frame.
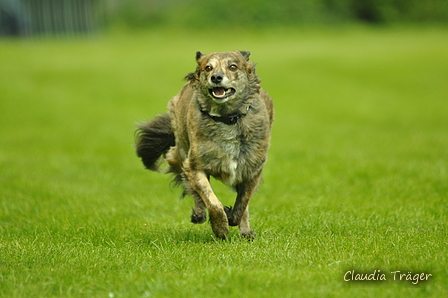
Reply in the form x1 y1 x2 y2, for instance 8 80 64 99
135 51 273 239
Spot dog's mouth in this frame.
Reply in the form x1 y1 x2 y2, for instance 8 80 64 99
209 87 236 100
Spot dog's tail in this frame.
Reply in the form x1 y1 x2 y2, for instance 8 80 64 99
135 113 175 172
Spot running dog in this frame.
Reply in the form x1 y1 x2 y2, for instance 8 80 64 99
135 51 274 239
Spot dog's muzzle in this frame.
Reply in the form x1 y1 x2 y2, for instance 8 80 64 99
209 87 236 100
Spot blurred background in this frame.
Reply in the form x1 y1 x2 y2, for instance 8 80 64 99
1 0 447 36
0 2 447 296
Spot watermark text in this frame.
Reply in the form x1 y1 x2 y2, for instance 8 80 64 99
343 270 432 285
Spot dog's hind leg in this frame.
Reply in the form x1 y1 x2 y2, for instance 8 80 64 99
179 172 207 224
190 191 207 224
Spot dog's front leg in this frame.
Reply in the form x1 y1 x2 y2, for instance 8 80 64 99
184 163 229 239
226 170 262 238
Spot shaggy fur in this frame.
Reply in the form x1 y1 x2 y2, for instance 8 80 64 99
135 51 274 239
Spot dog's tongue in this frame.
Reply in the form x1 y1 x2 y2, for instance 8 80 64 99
212 87 226 98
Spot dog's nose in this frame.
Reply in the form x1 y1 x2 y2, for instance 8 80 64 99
211 73 223 84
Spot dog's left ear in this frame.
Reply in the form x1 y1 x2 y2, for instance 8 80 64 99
239 51 251 61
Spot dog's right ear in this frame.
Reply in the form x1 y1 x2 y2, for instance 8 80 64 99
185 51 205 81
196 51 205 61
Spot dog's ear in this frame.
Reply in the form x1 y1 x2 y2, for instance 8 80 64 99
239 51 251 61
184 72 197 81
196 51 205 61
185 51 205 81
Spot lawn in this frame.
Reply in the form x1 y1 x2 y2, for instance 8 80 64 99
0 26 447 297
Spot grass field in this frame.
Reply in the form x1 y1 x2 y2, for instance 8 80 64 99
0 26 447 297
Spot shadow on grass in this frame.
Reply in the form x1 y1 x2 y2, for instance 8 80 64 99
138 224 250 245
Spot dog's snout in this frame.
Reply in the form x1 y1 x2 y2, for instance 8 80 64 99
211 73 224 84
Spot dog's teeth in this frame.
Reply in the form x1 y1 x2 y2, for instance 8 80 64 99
212 88 226 98
210 87 234 99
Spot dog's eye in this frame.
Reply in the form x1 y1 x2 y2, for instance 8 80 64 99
229 64 238 71
205 65 213 72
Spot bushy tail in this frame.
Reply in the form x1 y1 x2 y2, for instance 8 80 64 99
135 113 175 172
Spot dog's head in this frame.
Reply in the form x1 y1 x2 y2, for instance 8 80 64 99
186 51 260 104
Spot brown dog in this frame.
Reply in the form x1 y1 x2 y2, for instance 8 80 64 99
135 51 273 239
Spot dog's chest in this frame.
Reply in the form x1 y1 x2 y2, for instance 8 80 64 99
220 137 240 186
204 125 242 186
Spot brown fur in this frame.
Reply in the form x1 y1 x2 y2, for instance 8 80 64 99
135 51 273 239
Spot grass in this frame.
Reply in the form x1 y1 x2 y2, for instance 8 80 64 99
0 25 447 297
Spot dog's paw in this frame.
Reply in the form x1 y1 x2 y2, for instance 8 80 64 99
241 230 257 241
191 208 206 224
224 206 239 226
224 205 232 216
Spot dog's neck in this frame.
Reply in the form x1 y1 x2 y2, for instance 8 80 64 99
198 102 251 125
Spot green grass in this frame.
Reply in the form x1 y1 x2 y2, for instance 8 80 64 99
1 26 447 297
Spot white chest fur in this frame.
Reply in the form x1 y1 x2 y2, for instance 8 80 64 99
215 125 240 186
221 147 239 186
